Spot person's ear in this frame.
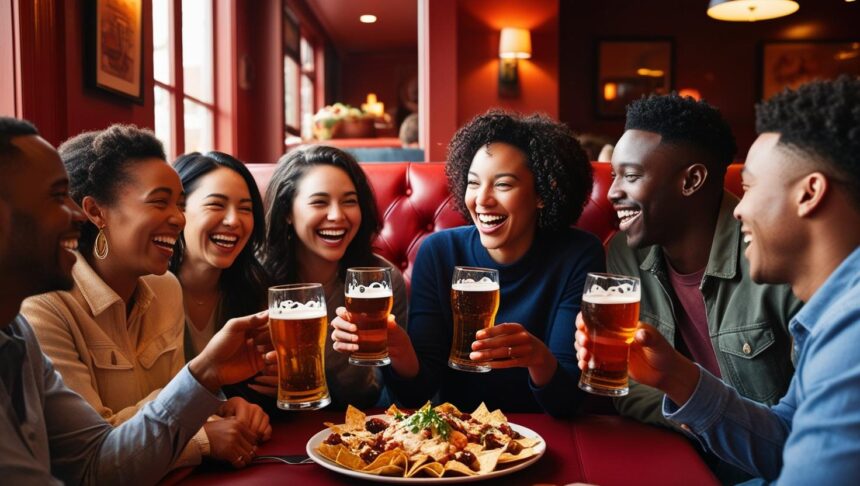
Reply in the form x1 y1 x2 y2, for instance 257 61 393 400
796 172 828 218
681 164 708 197
81 196 107 228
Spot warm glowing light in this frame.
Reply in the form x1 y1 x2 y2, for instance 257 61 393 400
679 88 702 100
360 14 377 24
499 28 532 59
604 83 617 101
636 68 665 77
361 93 384 117
707 0 798 22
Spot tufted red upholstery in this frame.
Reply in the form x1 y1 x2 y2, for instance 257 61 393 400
246 162 745 288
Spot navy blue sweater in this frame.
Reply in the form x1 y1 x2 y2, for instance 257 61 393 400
385 226 605 417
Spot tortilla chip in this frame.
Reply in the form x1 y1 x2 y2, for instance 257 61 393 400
363 450 401 471
471 403 492 424
443 460 478 476
316 443 344 461
434 402 460 415
334 448 365 470
497 446 539 464
345 405 366 431
465 442 484 455
408 461 444 478
363 465 404 476
487 410 508 425
515 437 542 448
476 448 505 474
323 422 344 434
385 403 404 417
405 453 430 476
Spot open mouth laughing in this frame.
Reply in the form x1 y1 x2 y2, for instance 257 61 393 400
616 208 642 231
317 228 347 243
477 213 508 230
152 235 178 255
210 233 239 249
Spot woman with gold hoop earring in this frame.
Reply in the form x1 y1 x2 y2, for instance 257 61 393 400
20 124 269 473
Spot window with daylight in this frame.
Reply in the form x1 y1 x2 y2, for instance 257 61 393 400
153 0 215 160
284 6 323 143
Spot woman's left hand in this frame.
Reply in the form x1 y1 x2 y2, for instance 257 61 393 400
469 323 557 386
218 397 272 442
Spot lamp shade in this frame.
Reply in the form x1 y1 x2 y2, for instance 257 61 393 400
499 28 531 59
707 0 799 21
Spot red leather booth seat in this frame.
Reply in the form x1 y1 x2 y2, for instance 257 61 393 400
247 162 744 287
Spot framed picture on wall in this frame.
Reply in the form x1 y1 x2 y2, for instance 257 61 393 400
761 40 860 100
88 0 144 103
595 39 673 118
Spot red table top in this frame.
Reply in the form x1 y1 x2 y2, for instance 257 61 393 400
162 411 717 486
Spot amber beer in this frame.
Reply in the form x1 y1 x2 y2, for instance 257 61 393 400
578 273 641 396
345 267 394 366
448 268 500 372
268 284 330 410
346 289 393 365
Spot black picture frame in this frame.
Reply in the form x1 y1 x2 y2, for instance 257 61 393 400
759 40 860 101
85 0 145 104
595 38 674 119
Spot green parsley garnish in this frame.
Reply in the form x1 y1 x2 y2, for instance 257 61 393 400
404 405 451 440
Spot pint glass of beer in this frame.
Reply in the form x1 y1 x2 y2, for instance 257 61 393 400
268 283 331 410
345 267 394 366
449 266 500 373
578 273 641 396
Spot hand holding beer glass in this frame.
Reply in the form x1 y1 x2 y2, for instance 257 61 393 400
577 273 641 396
269 283 331 410
345 267 394 366
449 266 500 373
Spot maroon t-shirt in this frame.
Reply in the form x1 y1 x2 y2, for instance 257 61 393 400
666 264 722 378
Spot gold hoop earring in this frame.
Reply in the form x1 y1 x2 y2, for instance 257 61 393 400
94 227 109 260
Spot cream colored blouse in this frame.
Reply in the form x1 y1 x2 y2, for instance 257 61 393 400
21 252 208 466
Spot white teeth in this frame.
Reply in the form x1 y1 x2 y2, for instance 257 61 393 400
152 235 177 246
743 234 752 244
616 209 641 224
318 229 346 237
477 214 507 225
210 234 239 243
61 239 78 250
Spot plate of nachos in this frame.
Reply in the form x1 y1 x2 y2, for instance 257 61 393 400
306 402 545 483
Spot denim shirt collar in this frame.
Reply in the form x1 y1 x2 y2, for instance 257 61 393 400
791 246 860 336
640 191 741 281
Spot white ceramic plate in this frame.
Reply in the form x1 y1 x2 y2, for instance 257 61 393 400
305 419 546 484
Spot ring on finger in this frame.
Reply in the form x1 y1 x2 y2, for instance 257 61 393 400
507 346 513 358
234 455 245 465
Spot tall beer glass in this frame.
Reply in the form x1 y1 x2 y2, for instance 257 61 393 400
345 267 394 366
578 273 641 397
449 266 500 373
269 283 331 410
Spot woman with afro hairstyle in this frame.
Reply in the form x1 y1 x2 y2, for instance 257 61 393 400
20 125 270 471
332 110 604 417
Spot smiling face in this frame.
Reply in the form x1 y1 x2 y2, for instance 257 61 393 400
1 135 85 295
465 142 541 264
734 133 805 285
608 129 688 249
182 167 254 271
290 164 361 269
91 159 185 277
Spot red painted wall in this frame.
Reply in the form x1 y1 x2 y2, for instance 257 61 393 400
558 0 860 157
457 0 559 125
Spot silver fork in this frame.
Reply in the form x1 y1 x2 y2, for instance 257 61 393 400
253 455 315 465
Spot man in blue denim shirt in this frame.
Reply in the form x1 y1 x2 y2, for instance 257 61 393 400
577 76 860 484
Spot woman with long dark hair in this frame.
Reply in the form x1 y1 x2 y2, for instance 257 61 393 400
258 145 408 409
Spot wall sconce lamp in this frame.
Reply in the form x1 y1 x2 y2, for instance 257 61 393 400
707 0 799 22
498 27 531 97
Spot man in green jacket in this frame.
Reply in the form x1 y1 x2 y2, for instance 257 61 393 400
606 94 801 480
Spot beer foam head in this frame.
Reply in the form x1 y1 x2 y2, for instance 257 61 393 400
452 277 500 292
270 300 327 319
346 282 393 298
584 283 640 303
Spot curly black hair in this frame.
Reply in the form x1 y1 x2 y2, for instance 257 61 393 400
170 151 269 329
58 124 166 255
756 76 860 208
446 110 593 229
625 93 737 177
263 145 380 285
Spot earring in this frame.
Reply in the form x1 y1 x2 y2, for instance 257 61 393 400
94 227 109 260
